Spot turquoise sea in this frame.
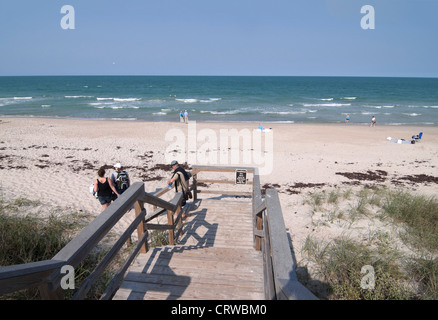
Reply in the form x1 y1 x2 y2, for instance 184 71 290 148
0 76 437 125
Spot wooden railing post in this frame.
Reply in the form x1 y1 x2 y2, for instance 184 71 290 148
193 173 198 201
38 282 64 300
174 203 182 243
256 213 263 251
252 168 264 250
176 204 182 232
134 200 148 254
167 209 175 245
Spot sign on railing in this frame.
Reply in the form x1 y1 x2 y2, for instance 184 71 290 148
235 169 247 185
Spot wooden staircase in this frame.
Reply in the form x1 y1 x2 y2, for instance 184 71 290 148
0 166 317 300
113 198 264 300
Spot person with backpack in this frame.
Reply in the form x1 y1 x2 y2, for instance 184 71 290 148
167 160 192 214
111 163 130 198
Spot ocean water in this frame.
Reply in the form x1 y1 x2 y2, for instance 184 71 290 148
0 76 437 125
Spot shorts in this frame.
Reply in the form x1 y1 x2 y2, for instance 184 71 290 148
98 195 112 205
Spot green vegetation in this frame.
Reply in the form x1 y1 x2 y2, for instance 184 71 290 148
300 186 438 300
0 198 90 266
150 229 170 247
0 197 125 300
301 235 411 299
382 191 438 252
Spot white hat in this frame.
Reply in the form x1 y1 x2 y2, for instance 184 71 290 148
114 163 122 168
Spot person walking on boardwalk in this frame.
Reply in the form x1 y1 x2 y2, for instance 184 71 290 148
111 163 130 198
167 160 190 217
94 167 120 210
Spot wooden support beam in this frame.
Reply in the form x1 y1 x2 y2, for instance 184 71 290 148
134 201 148 254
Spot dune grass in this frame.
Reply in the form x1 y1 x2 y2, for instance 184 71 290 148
0 197 126 300
0 198 90 266
300 186 438 299
382 191 438 252
301 235 412 300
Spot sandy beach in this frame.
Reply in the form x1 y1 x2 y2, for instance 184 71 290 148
1 117 437 284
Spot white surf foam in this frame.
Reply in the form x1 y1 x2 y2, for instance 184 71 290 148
176 98 198 103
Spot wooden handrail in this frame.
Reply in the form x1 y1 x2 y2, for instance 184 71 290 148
51 182 145 269
0 260 66 295
192 165 256 175
71 207 147 300
264 189 318 300
0 181 185 300
142 191 179 212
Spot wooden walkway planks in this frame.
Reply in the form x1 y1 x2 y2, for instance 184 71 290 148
113 198 264 300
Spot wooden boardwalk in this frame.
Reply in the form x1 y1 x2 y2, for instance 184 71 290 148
1 171 317 300
113 197 265 300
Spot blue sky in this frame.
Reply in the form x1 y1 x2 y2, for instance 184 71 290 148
0 0 437 77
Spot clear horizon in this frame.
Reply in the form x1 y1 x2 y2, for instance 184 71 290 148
1 75 438 79
1 0 437 78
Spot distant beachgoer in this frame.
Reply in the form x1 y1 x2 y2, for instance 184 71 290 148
345 114 350 123
94 167 120 210
371 116 376 127
111 163 130 197
179 111 184 122
184 110 189 123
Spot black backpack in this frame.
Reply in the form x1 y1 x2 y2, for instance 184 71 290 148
117 171 130 190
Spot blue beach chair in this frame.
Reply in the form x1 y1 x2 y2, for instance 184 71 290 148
412 132 423 142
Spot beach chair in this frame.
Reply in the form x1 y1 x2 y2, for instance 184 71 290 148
412 132 423 142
